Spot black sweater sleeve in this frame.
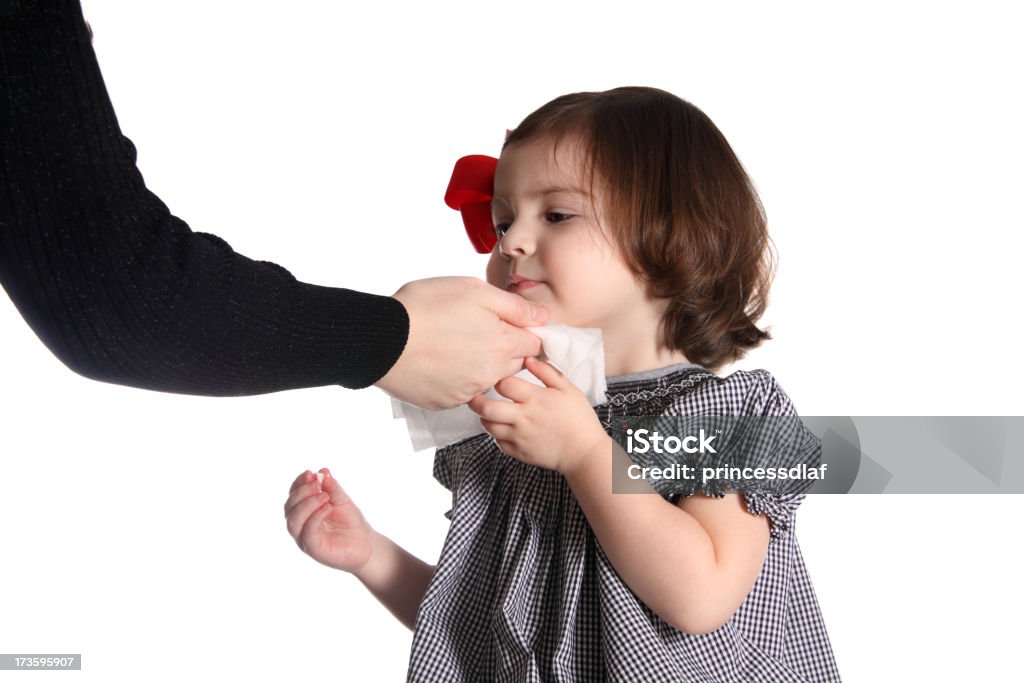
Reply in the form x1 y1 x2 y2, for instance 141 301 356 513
0 1 409 395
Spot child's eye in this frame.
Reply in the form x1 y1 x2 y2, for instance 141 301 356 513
494 222 511 238
545 212 573 224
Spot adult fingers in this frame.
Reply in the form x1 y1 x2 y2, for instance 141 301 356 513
498 324 544 367
484 286 549 328
484 286 547 361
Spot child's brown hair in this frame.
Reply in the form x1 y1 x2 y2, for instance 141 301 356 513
504 86 774 371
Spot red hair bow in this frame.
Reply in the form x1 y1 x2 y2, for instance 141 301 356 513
445 155 499 253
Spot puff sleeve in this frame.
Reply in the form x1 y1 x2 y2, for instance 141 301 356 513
656 370 820 542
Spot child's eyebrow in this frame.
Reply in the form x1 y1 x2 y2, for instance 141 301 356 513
540 186 589 197
492 187 590 203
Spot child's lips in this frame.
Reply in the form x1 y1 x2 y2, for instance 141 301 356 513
508 276 543 293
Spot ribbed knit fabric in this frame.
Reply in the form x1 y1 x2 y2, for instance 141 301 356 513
0 0 409 395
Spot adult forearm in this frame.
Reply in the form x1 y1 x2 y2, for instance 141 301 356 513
354 532 434 631
0 0 408 395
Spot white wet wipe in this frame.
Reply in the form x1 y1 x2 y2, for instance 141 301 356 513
391 323 606 451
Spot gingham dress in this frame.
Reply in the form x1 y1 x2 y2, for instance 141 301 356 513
407 364 841 682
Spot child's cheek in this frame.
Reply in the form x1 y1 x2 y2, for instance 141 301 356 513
485 250 507 289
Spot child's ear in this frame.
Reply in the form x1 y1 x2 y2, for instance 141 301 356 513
505 129 514 140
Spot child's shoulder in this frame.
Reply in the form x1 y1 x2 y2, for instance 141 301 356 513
687 367 800 417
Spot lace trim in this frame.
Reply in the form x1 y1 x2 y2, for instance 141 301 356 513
604 372 716 407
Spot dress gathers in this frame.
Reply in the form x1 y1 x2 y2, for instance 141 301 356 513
407 364 841 682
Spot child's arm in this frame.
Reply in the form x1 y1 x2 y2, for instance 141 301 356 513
284 469 434 630
469 358 770 635
562 440 769 635
354 531 436 630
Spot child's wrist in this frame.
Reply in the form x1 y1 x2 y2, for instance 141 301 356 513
560 433 612 481
352 531 386 583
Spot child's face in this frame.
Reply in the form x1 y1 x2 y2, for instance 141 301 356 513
486 137 655 333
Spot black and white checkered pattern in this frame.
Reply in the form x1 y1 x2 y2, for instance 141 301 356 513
407 365 841 682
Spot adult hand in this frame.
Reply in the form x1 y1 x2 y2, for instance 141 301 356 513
377 277 548 410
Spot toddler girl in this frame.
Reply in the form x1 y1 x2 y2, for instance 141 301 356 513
283 87 840 682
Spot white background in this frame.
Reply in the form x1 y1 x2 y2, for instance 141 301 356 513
2 1 1022 680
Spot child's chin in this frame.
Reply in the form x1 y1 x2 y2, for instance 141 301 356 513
518 289 555 308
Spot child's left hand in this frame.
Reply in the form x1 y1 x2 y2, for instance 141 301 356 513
467 356 608 475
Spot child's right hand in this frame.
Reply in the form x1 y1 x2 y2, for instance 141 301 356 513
283 469 374 574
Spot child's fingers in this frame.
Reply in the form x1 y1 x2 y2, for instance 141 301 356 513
283 470 326 518
283 486 316 519
287 470 314 496
299 500 334 547
320 468 355 506
493 438 518 458
467 394 487 415
285 490 330 542
481 419 514 443
524 356 568 389
468 394 518 424
493 375 539 403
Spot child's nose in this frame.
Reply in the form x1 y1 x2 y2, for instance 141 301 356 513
499 220 537 257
